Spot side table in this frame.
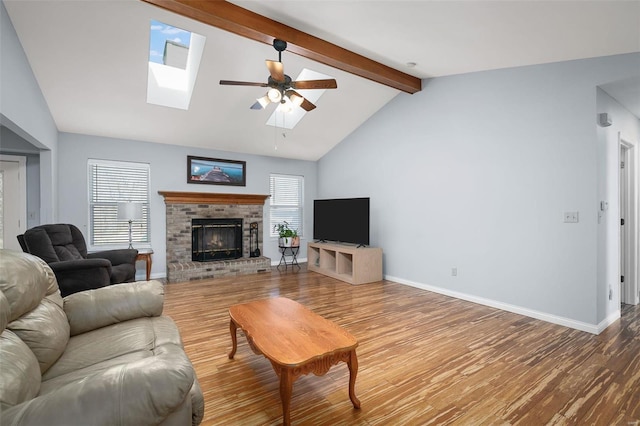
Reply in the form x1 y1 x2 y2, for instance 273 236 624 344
277 245 300 270
136 249 154 281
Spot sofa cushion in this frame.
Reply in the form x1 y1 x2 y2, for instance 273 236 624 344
0 251 49 322
0 288 9 332
64 280 163 336
54 245 83 261
31 224 83 261
44 224 74 246
39 351 148 394
0 329 41 408
20 229 60 263
0 288 42 408
0 252 69 375
43 316 182 381
3 347 195 426
8 298 70 374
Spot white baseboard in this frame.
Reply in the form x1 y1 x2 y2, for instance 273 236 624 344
385 274 613 335
597 310 621 334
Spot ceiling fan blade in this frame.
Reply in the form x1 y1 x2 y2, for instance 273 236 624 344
286 90 316 111
290 79 337 90
265 60 285 82
299 98 317 111
220 80 268 87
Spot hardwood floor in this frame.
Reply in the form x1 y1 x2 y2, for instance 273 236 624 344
163 265 640 425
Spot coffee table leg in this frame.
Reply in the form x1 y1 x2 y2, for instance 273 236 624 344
228 319 237 359
279 368 294 426
347 350 361 409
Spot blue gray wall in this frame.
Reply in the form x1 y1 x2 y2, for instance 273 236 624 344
0 127 41 228
0 2 57 223
57 133 317 280
318 53 640 331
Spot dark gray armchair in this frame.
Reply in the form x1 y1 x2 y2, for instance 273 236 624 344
17 223 138 297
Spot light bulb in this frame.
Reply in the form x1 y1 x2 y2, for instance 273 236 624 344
285 90 304 107
277 101 292 113
289 93 304 107
267 88 282 102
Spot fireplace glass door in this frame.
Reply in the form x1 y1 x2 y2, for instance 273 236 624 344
192 218 242 261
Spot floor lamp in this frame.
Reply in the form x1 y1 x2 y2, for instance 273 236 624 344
117 202 143 249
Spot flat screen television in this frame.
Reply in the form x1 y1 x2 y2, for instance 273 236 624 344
313 197 370 246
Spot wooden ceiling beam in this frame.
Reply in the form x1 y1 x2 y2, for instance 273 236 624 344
141 0 422 94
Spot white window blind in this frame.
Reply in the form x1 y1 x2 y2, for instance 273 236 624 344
88 159 150 248
270 174 303 237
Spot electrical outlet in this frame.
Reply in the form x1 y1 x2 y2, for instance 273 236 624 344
451 267 457 277
563 212 579 223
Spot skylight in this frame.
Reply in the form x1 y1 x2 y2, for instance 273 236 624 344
266 68 334 130
149 20 191 68
147 20 205 110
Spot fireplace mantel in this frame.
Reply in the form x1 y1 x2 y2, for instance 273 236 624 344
158 191 269 205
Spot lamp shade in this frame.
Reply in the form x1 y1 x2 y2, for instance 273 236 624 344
117 202 143 221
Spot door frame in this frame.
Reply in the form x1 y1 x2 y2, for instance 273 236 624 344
619 134 639 305
0 154 28 248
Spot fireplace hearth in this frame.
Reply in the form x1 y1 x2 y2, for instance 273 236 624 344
192 218 242 261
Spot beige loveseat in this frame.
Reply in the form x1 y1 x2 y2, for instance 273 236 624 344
0 250 204 425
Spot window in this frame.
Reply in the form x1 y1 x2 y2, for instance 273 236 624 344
147 20 205 110
88 159 150 249
270 174 304 237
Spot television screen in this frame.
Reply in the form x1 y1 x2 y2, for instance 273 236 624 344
313 198 370 246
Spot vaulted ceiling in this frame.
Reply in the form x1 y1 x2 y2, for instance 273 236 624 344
4 0 639 161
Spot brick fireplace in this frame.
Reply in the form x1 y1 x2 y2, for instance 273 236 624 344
159 191 271 283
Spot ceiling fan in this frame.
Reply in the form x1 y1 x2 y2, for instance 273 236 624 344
219 39 337 112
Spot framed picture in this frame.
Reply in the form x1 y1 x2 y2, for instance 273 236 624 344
187 156 246 186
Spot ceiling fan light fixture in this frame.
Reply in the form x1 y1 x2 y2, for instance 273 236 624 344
289 92 304 107
277 99 293 113
255 95 270 109
267 88 282 102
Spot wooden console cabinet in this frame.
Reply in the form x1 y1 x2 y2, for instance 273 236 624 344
307 242 382 285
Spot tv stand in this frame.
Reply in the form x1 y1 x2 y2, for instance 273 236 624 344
307 242 382 285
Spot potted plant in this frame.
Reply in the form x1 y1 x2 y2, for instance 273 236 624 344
274 221 299 247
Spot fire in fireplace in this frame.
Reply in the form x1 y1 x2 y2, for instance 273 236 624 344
192 218 242 261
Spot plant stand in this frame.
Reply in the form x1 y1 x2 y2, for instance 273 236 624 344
277 245 300 270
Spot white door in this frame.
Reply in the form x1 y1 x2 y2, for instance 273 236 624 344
0 156 27 250
619 136 639 306
620 145 627 304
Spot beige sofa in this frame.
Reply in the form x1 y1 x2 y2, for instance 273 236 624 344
0 250 204 425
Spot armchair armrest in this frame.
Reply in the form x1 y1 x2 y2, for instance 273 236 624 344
49 259 112 297
88 249 138 266
64 280 164 336
49 258 111 273
0 348 195 426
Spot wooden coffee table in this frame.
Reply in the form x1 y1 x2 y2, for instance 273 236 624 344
228 297 360 425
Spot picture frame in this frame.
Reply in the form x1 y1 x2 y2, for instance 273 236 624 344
187 156 246 186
